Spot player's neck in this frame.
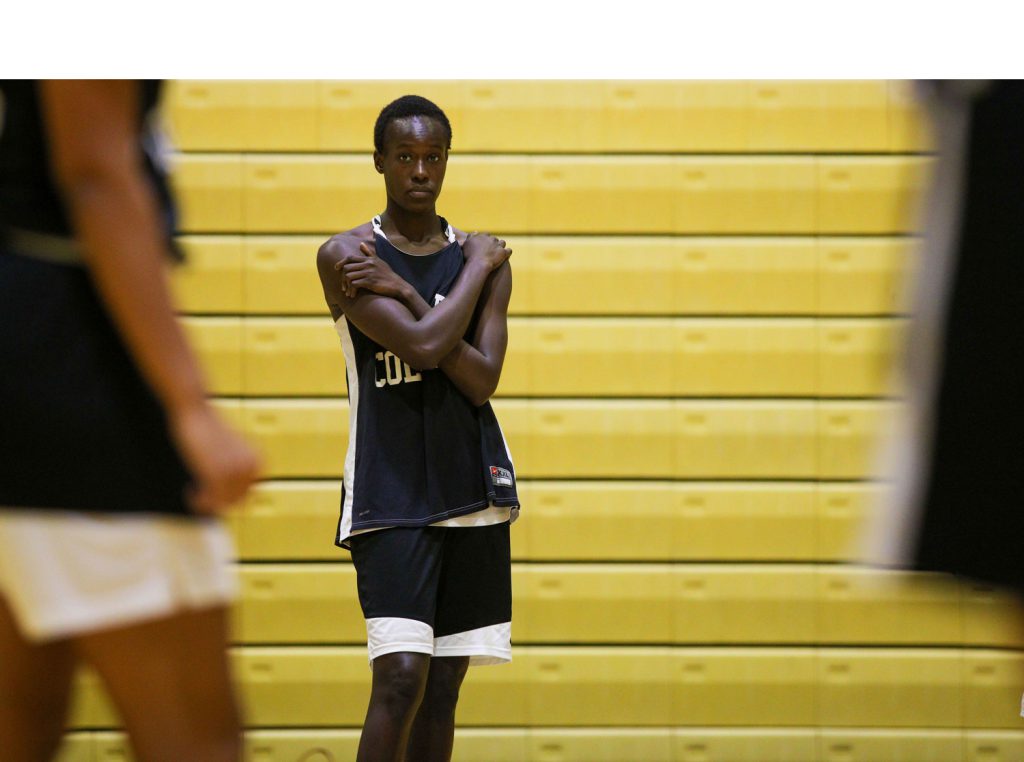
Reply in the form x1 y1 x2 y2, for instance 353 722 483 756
381 205 441 246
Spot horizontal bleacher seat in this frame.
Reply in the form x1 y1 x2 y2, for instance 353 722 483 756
68 646 1024 728
166 80 929 154
229 564 1021 649
816 729 963 761
181 316 900 398
173 236 914 317
231 480 883 563
223 399 891 480
171 155 927 235
60 728 1024 761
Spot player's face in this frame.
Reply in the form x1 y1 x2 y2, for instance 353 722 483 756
374 116 449 214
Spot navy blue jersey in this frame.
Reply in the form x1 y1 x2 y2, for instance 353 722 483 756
334 217 519 546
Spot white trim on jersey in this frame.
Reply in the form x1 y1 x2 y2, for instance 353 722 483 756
372 214 456 246
433 505 511 528
335 315 361 544
495 418 521 524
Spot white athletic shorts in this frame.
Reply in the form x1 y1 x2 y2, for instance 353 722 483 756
0 509 236 642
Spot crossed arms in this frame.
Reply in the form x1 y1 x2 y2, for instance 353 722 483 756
316 229 512 407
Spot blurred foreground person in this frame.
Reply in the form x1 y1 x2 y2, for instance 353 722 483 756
0 80 261 762
866 81 1024 620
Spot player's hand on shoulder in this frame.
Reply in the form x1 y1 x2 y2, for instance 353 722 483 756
337 241 406 300
317 230 371 299
463 232 512 271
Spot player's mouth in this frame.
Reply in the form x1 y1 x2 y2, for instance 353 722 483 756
407 188 433 198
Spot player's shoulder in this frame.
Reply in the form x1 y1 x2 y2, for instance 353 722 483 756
317 223 375 266
319 223 374 252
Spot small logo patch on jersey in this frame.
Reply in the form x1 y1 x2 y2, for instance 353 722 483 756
433 293 445 306
490 466 513 487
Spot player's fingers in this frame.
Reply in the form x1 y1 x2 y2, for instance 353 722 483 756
219 471 252 508
202 464 250 513
349 275 375 289
186 482 220 515
334 252 366 270
360 242 376 258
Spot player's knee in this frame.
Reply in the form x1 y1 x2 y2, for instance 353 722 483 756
421 661 469 717
372 654 430 718
419 684 462 720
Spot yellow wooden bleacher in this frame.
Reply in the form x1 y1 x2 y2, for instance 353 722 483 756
172 154 927 235
60 727 1024 762
173 236 913 317
184 316 901 398
51 80 1024 762
165 80 928 154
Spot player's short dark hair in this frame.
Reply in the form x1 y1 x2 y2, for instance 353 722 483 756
374 95 452 153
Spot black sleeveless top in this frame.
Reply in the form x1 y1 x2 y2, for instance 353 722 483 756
0 80 194 516
334 218 519 545
0 79 179 254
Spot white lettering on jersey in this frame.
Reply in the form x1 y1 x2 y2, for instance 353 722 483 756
375 351 423 387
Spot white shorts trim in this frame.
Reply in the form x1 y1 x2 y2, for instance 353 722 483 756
366 616 436 662
435 621 512 666
366 617 512 666
0 510 236 642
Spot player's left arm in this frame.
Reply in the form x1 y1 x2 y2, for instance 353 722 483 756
337 244 511 406
429 226 512 406
435 261 511 406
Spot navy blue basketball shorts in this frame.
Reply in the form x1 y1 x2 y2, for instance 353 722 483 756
348 521 512 666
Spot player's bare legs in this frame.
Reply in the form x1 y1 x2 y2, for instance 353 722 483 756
358 652 432 762
405 656 470 762
0 596 76 762
74 605 241 762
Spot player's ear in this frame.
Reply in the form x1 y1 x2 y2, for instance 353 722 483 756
373 151 384 174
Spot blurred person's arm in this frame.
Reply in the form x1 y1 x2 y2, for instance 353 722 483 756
40 80 261 513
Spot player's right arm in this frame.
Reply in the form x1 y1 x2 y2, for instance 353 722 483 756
316 232 510 369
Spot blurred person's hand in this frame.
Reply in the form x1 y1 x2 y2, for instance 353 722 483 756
170 404 262 514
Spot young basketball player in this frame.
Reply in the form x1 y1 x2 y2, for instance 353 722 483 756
316 95 519 762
